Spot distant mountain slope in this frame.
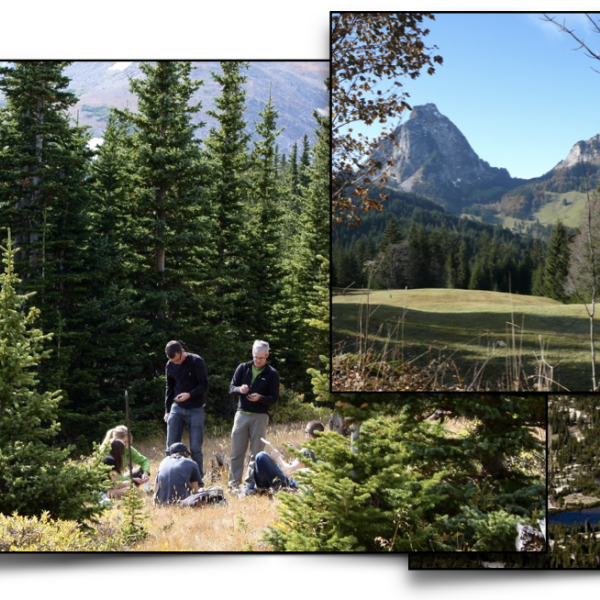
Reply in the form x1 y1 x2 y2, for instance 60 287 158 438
0 61 328 154
497 133 600 220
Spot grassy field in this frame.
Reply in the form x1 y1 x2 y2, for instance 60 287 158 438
333 288 599 391
103 423 307 551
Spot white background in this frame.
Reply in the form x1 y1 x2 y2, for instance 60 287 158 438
0 1 589 596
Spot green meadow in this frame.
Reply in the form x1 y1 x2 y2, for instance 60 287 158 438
333 288 598 391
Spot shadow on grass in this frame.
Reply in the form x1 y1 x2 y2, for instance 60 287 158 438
333 303 597 392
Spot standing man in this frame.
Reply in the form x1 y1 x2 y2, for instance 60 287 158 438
228 340 280 490
164 340 209 487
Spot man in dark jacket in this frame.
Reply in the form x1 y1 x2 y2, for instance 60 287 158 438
164 340 209 486
228 340 280 489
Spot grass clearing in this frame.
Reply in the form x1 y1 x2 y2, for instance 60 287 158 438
110 423 307 551
333 288 598 391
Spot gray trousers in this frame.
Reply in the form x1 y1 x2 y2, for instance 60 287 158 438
228 412 269 488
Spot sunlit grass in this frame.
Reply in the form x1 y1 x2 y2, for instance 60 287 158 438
333 288 599 391
124 423 308 551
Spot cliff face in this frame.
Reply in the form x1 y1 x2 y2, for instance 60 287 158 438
379 103 516 212
552 133 600 171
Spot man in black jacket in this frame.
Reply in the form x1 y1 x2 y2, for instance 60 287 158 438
228 340 280 490
164 340 209 486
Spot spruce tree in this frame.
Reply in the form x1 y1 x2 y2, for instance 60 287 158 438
202 61 253 396
0 233 106 521
0 61 95 395
298 133 311 191
280 104 330 396
543 219 571 302
123 61 210 381
379 215 403 252
266 393 545 552
247 92 285 339
61 111 150 444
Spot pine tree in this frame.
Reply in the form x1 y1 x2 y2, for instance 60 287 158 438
280 104 330 394
298 133 311 191
306 256 331 403
60 111 150 445
121 61 211 391
379 215 403 252
265 393 545 552
0 61 95 394
200 61 254 398
0 233 106 521
543 219 571 302
247 92 285 339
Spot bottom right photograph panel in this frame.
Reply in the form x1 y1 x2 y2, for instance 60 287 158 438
410 393 598 569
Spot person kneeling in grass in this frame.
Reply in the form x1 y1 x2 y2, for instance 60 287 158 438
103 439 134 500
154 443 201 506
101 425 151 489
236 421 325 497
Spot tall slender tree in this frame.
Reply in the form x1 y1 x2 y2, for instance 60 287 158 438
202 62 253 397
543 220 571 302
123 61 209 357
280 104 331 395
0 61 94 394
247 93 285 339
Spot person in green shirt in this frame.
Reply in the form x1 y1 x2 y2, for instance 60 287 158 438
227 340 280 490
101 425 151 487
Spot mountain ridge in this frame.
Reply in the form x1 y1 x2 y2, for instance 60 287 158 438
0 61 328 155
379 103 599 225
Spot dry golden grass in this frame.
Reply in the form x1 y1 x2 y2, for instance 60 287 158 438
119 422 307 552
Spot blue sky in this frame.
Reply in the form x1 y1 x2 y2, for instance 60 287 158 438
353 12 600 180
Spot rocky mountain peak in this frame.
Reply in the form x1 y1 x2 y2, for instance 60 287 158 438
552 133 600 171
378 103 514 212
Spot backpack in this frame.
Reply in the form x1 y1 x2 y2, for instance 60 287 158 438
179 486 226 507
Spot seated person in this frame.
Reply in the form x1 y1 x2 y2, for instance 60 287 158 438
154 443 201 506
103 439 133 500
101 425 151 486
239 421 325 495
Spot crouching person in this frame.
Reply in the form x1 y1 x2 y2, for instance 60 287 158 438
154 443 201 506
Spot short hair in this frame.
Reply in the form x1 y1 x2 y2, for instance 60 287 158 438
252 340 269 355
169 442 190 456
166 340 183 359
305 421 325 436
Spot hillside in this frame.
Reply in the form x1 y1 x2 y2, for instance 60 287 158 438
1 61 329 154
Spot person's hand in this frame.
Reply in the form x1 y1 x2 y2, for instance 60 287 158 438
240 384 250 394
132 477 145 485
164 412 169 423
175 393 189 402
247 393 260 402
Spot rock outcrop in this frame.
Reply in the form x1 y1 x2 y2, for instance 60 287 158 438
377 103 517 212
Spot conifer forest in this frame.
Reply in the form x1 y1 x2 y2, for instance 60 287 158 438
0 60 330 451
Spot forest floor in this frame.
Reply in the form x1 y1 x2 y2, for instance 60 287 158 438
109 423 306 551
333 288 599 392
